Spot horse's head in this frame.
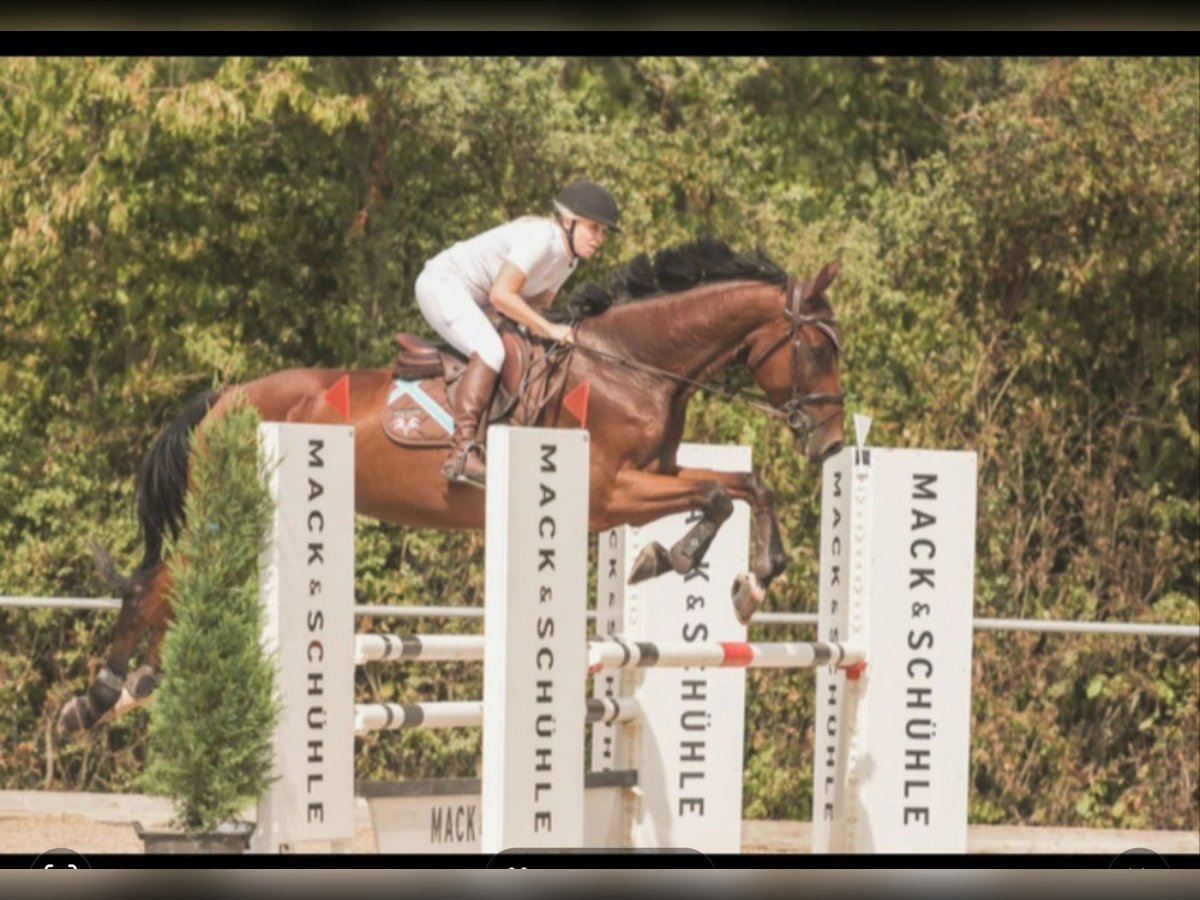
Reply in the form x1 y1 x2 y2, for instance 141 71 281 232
745 258 845 463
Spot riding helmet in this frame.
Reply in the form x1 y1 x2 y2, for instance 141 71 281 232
555 180 623 233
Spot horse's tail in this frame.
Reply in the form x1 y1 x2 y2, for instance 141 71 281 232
135 389 221 574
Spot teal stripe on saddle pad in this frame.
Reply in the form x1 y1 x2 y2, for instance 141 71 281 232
388 379 455 434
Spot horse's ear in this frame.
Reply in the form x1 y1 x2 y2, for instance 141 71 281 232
813 257 841 294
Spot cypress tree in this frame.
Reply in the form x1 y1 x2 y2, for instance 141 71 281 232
141 392 279 834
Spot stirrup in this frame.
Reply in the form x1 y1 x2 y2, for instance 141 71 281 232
443 442 487 487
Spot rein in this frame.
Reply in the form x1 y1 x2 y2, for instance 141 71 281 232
554 342 784 420
532 278 845 440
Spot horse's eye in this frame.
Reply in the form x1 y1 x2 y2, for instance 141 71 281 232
810 345 833 367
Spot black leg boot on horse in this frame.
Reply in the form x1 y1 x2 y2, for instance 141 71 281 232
442 353 500 489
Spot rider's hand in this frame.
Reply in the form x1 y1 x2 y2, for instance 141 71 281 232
546 323 574 345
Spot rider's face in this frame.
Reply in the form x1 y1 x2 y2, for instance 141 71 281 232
566 217 608 259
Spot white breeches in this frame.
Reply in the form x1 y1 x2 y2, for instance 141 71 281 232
415 269 505 373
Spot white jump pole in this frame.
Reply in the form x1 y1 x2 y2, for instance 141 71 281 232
354 633 485 665
813 424 977 852
253 423 357 854
355 696 641 735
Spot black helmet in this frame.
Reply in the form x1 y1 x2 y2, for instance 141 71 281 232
555 180 622 233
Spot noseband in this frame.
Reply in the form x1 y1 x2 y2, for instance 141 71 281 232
749 278 845 444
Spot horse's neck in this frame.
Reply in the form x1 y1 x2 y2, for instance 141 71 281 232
594 281 782 383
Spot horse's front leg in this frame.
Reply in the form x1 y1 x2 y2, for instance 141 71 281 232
602 468 735 585
674 468 786 624
603 467 785 625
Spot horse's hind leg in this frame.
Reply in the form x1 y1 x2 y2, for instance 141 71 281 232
57 564 172 734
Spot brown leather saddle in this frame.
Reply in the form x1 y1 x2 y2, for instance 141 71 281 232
384 323 548 449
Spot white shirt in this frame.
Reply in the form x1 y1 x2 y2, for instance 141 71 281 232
424 216 577 308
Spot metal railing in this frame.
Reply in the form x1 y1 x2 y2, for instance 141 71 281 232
3 595 1197 639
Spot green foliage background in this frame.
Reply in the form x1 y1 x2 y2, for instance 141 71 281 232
1 57 1196 831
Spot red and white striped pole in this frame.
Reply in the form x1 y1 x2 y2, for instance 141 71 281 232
586 637 866 674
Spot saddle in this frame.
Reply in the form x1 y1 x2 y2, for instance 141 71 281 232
384 323 558 449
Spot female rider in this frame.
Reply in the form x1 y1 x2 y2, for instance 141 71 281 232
415 179 621 487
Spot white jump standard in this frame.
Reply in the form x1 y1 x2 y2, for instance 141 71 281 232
254 422 357 854
813 440 977 853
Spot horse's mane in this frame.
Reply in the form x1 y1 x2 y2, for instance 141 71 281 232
566 239 787 318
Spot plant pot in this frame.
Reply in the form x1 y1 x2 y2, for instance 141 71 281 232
133 820 255 854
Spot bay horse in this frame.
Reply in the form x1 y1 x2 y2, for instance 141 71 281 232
59 240 845 735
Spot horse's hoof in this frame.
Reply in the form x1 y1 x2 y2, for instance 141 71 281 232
127 664 161 700
113 685 153 717
732 573 766 626
629 542 672 584
57 698 95 736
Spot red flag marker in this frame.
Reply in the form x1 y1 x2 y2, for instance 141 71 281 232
324 374 351 422
563 380 591 429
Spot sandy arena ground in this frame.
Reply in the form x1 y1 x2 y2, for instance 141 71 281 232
1 790 1196 858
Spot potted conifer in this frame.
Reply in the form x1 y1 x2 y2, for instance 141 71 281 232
134 392 280 853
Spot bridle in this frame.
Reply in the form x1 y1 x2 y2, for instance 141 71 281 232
746 277 844 444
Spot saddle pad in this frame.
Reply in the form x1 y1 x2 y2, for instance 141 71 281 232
381 377 455 449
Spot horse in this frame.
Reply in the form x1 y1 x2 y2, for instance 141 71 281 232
58 240 845 735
